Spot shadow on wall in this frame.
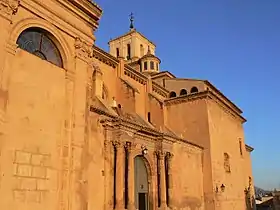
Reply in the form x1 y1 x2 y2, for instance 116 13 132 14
173 196 202 210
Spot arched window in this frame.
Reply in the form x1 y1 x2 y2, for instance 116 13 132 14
116 48 120 57
224 153 231 173
16 27 63 68
150 61 154 70
180 89 187 96
147 112 151 123
190 86 198 93
127 44 131 60
169 91 176 98
144 62 148 70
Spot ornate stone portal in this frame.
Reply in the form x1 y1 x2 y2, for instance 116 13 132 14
100 119 175 210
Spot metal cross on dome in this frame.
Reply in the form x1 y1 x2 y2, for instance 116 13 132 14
129 12 134 29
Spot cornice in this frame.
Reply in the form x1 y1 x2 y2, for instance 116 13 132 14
64 0 102 29
245 144 254 152
204 80 243 114
207 91 246 123
140 53 161 63
164 91 208 106
20 0 95 42
90 105 203 149
108 29 156 47
92 45 119 68
164 91 246 123
151 71 176 79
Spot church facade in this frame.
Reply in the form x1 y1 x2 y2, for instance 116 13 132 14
0 1 255 210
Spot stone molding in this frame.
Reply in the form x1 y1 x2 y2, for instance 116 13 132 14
0 0 19 19
164 90 246 123
74 37 92 62
91 105 203 150
92 61 103 76
5 41 17 55
166 151 174 160
92 45 118 68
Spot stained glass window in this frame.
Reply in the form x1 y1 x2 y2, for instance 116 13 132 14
16 28 63 68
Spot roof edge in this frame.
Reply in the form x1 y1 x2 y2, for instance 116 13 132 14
108 30 156 47
204 80 243 114
246 144 254 152
151 71 176 79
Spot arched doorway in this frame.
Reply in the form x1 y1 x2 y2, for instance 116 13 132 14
134 155 149 210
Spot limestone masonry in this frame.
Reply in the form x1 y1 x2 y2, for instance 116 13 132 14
0 0 255 210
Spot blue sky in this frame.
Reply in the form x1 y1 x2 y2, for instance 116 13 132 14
94 0 280 190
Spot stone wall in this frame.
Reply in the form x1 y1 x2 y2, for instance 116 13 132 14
207 99 251 209
0 49 64 210
172 142 204 210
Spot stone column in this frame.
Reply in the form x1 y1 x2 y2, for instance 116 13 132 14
167 152 174 209
127 142 135 210
159 151 167 209
104 127 114 210
114 141 125 210
153 151 159 209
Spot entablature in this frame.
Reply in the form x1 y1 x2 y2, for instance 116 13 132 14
17 0 101 43
62 0 102 29
90 105 203 150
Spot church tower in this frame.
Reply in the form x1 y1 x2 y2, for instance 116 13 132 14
108 13 161 75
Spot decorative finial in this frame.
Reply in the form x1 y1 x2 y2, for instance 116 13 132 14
129 12 134 30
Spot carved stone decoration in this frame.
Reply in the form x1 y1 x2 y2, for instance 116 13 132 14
0 0 19 17
92 61 102 76
124 141 136 152
74 37 92 61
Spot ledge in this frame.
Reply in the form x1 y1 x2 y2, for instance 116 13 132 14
61 0 102 30
204 80 243 114
245 144 254 152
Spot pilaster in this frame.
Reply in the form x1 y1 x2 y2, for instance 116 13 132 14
126 141 136 210
103 126 114 210
68 37 93 210
1 41 17 90
117 56 125 77
0 0 20 90
166 152 174 209
153 151 159 210
113 139 125 210
158 151 167 209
